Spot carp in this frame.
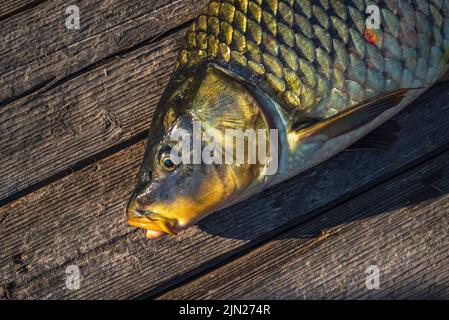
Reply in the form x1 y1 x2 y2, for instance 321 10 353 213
127 0 449 238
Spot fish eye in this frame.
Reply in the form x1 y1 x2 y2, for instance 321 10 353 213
158 148 177 172
162 157 175 170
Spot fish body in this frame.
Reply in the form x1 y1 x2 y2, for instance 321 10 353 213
127 0 449 238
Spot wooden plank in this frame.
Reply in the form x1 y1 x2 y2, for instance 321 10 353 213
0 1 42 19
0 0 207 104
1 86 449 299
160 150 449 300
0 29 187 202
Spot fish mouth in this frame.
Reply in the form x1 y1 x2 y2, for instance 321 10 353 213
128 209 178 239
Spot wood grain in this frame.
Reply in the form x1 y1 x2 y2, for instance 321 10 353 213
0 30 184 202
0 1 42 20
1 86 449 299
0 0 207 104
160 150 449 300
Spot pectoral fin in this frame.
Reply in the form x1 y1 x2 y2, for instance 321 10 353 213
346 120 400 151
294 88 415 139
437 68 449 83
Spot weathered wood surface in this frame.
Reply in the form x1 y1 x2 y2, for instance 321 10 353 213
0 0 208 202
0 31 182 202
160 150 449 300
0 0 207 103
1 87 449 299
1 0 449 300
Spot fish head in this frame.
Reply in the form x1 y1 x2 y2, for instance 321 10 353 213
127 66 277 239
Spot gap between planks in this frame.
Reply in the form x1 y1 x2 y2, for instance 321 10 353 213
0 0 48 22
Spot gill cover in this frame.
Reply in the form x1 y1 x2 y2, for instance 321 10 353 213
127 65 274 238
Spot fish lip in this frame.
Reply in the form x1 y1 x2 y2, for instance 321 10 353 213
128 209 179 237
128 215 164 231
128 207 164 231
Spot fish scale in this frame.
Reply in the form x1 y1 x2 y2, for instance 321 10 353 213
175 0 449 119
